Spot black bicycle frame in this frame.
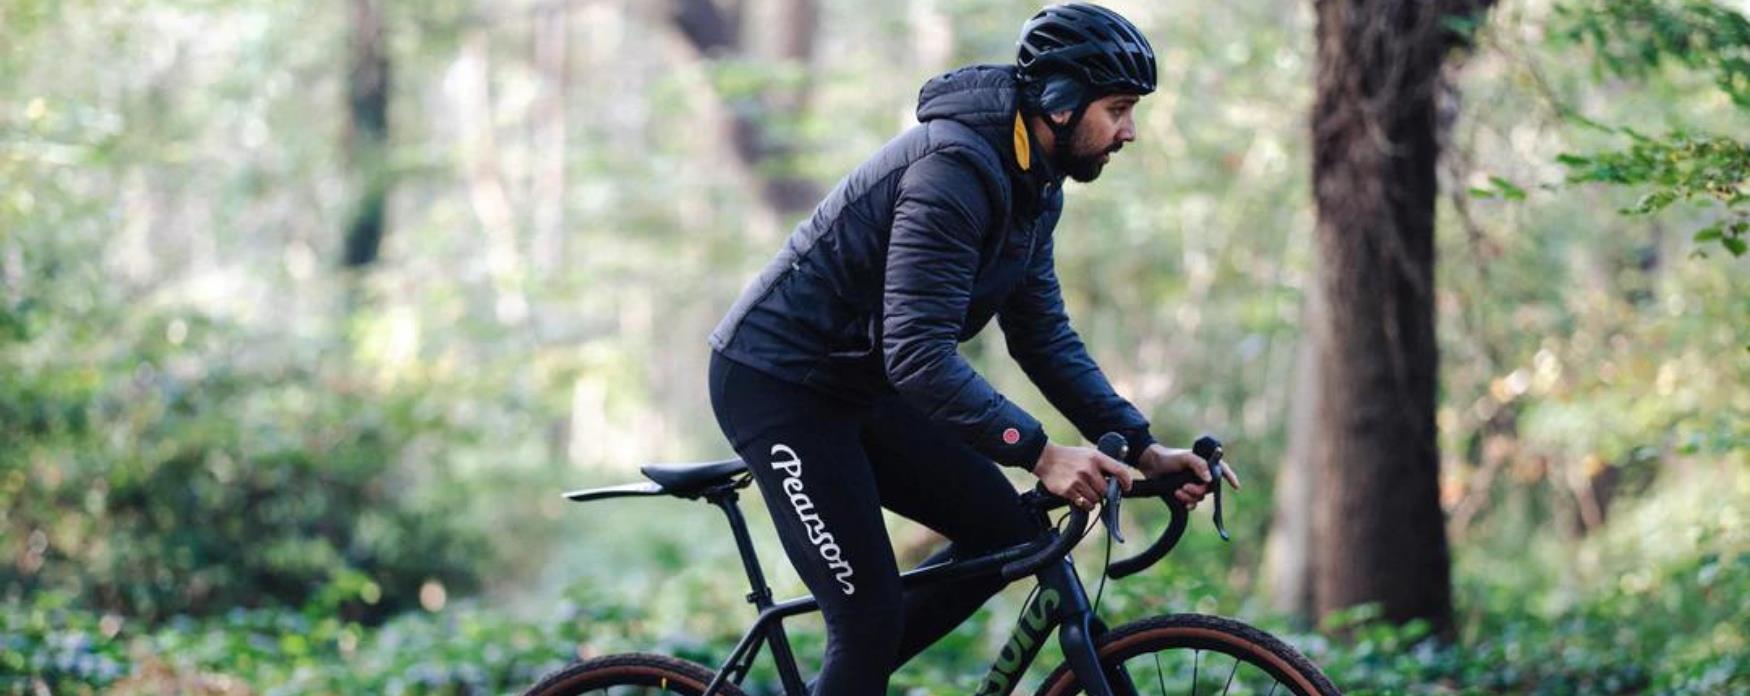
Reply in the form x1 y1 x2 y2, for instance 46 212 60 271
699 483 1121 696
970 556 1125 696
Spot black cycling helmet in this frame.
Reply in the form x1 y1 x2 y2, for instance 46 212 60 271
1016 3 1157 102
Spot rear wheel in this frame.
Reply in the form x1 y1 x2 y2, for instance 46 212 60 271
1037 614 1340 696
523 653 748 696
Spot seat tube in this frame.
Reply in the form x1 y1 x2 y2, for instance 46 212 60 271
712 492 808 695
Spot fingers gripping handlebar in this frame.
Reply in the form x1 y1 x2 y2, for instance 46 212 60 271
1001 433 1231 582
997 434 1130 580
1107 435 1227 578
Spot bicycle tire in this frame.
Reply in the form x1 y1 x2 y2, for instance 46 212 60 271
523 652 749 696
1036 614 1340 696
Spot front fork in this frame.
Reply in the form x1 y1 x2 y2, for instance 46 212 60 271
1040 557 1135 696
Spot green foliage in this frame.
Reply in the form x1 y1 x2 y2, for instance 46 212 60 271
1468 175 1529 200
1 88 493 620
3 0 1747 694
1557 130 1749 256
3 592 577 694
0 306 490 623
0 0 516 628
1548 0 1750 257
8 466 1747 694
1556 0 1750 107
1303 466 1750 695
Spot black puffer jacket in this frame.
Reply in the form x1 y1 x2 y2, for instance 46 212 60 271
709 64 1155 469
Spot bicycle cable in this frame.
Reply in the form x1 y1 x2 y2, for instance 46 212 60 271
1091 501 1113 616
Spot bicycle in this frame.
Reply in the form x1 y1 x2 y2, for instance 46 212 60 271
526 434 1340 695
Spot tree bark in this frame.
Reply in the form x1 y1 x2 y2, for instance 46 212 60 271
1308 0 1493 637
343 0 391 269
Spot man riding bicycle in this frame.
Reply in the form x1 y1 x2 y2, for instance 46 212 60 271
707 4 1242 693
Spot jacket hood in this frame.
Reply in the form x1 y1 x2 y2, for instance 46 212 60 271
916 64 1021 130
915 64 1060 190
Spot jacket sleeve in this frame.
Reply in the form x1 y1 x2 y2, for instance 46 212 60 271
883 152 1050 470
996 230 1157 467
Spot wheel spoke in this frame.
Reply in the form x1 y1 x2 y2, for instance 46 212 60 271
1026 617 1335 696
1191 649 1200 696
1107 641 1311 696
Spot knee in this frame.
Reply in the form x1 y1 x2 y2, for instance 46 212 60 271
825 594 905 656
814 603 904 695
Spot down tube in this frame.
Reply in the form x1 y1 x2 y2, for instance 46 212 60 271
972 558 1097 696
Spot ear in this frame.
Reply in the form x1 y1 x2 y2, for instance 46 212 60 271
1049 110 1073 126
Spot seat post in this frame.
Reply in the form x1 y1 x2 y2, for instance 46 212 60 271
708 488 810 694
708 489 774 609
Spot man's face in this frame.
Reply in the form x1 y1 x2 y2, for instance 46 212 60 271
1054 93 1140 183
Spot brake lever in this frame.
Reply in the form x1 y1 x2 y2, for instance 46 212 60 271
1105 471 1194 579
1103 477 1125 544
1097 433 1128 544
1192 435 1230 542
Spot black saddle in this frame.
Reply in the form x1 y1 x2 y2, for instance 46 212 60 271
564 457 749 503
640 458 748 495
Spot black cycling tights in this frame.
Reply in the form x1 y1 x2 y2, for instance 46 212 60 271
708 351 1040 695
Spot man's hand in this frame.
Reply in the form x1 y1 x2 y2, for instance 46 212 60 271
1137 443 1242 509
1033 443 1137 511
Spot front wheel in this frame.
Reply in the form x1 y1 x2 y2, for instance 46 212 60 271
1037 614 1340 696
523 652 749 696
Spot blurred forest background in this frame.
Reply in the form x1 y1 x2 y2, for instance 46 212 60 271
3 0 1746 693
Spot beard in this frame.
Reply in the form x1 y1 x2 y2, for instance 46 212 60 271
1055 131 1119 183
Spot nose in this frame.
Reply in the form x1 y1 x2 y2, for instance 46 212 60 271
1116 115 1137 144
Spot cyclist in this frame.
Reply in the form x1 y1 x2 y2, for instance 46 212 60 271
707 3 1241 693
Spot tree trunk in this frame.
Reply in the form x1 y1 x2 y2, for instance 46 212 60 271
343 0 391 269
1308 0 1493 637
669 0 822 217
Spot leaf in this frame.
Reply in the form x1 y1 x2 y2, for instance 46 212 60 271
1490 176 1528 201
1468 187 1498 199
1631 190 1678 213
1556 153 1593 166
1694 225 1723 242
1441 14 1481 37
1723 236 1748 256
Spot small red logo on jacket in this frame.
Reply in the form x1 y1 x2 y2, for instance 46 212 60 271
1002 428 1021 445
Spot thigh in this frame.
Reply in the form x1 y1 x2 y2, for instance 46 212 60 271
710 354 900 610
860 397 1041 554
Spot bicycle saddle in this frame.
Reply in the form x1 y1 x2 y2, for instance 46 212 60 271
640 458 748 496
